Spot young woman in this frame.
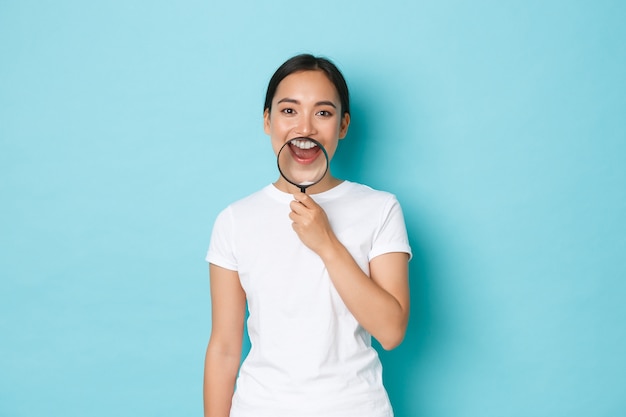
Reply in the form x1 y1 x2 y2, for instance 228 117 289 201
204 54 411 417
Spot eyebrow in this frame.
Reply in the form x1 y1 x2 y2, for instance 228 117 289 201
277 98 337 108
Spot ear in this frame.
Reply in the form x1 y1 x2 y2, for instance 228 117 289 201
338 112 350 139
263 108 271 134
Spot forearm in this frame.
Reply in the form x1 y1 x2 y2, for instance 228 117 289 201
203 345 240 417
288 192 409 349
319 238 409 350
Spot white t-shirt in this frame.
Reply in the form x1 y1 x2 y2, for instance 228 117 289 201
206 181 412 417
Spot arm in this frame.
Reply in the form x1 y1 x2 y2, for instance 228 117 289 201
204 264 247 417
289 193 410 350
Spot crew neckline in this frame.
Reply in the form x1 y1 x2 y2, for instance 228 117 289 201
265 180 353 203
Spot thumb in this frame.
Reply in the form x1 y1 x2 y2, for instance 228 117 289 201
292 192 316 208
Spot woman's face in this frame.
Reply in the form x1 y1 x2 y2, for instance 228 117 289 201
264 70 350 163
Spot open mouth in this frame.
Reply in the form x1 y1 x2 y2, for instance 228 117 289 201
288 138 321 164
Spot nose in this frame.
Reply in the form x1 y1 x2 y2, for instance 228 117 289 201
295 113 316 137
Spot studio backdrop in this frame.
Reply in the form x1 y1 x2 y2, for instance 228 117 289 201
1 1 625 416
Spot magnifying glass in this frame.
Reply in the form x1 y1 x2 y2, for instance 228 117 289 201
277 137 329 193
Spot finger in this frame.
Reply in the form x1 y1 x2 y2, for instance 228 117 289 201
289 199 305 213
288 210 300 222
292 191 306 202
292 192 316 209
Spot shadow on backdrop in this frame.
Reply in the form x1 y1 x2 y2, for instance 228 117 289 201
333 81 437 417
377 215 435 417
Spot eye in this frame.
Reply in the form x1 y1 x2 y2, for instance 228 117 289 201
316 110 333 117
281 108 295 115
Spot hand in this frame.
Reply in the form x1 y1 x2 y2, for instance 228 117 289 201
289 192 335 256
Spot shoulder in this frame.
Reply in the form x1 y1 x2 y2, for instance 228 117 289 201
212 184 291 232
342 181 400 206
220 185 277 214
321 181 405 224
209 185 275 239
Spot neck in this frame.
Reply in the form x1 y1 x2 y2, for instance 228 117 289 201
274 174 343 195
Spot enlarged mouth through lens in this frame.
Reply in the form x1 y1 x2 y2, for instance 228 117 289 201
277 137 329 192
289 138 321 164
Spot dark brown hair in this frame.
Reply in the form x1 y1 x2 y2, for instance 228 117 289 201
263 54 350 116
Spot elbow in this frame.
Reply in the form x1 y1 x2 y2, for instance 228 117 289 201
379 308 409 350
372 303 410 350
379 334 404 351
377 325 407 351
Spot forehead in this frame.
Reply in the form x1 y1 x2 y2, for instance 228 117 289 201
273 70 339 103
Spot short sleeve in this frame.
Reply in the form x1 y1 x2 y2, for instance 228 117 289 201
206 206 238 271
369 195 412 261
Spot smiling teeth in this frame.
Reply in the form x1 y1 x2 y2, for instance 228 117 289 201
291 139 317 149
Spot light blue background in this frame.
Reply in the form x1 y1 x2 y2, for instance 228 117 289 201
1 1 625 416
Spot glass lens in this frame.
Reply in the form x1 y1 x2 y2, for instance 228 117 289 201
277 138 329 191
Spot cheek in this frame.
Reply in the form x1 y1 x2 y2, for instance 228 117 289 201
270 139 281 156
265 118 281 154
269 132 285 156
267 116 292 136
323 141 339 161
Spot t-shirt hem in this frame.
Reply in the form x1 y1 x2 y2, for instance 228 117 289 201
206 254 238 271
370 244 412 262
